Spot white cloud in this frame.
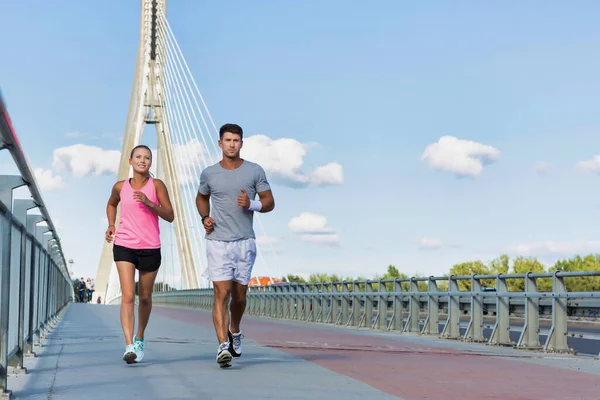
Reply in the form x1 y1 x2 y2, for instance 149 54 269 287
506 240 600 257
288 212 340 246
53 144 120 178
310 162 343 186
51 140 212 185
256 235 280 246
300 233 340 246
240 135 343 187
172 139 209 184
415 237 461 250
577 155 600 174
417 237 445 250
534 161 551 175
422 136 500 177
288 212 334 233
34 168 65 191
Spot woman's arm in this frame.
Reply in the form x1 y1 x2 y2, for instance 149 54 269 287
146 179 175 222
105 181 122 242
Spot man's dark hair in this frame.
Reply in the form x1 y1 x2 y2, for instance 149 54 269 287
219 123 243 140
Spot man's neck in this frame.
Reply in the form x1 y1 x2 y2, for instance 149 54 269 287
220 157 243 170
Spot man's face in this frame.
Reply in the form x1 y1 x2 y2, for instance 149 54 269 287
219 132 242 158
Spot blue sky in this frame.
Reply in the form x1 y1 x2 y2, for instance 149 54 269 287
2 1 600 286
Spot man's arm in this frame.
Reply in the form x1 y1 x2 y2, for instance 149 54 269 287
254 165 274 213
256 190 275 213
196 191 215 234
195 192 210 218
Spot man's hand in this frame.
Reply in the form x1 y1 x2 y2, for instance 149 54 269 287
237 189 250 209
203 216 215 234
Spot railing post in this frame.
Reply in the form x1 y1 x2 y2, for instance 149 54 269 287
362 281 373 328
464 274 485 342
442 276 461 339
489 274 512 346
544 272 572 353
376 280 388 330
320 283 329 323
331 283 339 324
421 277 439 335
390 278 404 331
289 284 297 320
31 229 47 349
0 175 25 399
517 272 541 349
311 284 320 322
340 282 350 325
404 278 420 333
8 199 36 375
269 286 276 317
250 287 257 316
274 285 282 318
350 282 361 327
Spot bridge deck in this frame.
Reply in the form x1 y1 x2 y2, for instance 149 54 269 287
9 303 600 399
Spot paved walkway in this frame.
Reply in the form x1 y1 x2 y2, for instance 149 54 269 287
8 303 600 399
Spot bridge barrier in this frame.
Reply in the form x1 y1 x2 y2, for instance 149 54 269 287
0 91 72 399
108 271 600 356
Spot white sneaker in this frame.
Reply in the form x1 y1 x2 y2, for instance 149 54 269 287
216 342 232 368
228 330 244 357
122 344 137 364
133 337 144 362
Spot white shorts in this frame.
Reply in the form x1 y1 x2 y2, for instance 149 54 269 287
202 238 257 285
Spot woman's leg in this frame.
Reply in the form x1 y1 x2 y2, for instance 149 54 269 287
136 268 159 340
116 262 136 345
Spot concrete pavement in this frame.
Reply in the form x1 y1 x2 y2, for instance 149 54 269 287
8 302 600 399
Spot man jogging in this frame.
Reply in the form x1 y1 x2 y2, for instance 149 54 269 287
196 123 275 368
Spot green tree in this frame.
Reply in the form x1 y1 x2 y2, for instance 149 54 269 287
508 256 551 291
282 274 306 283
550 254 600 291
153 282 174 292
373 265 408 291
449 261 492 290
489 254 510 275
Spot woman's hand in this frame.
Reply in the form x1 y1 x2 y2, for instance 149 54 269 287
105 225 116 243
133 190 151 207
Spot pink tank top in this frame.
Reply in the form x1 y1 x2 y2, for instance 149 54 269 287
114 178 161 249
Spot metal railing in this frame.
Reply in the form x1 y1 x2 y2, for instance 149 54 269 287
0 91 72 399
136 271 600 356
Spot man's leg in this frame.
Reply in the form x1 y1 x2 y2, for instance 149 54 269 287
206 239 236 367
213 280 234 367
230 282 248 334
227 238 256 357
212 280 232 343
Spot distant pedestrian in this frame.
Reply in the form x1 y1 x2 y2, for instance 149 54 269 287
196 123 275 368
105 144 174 364
77 277 86 302
86 278 95 302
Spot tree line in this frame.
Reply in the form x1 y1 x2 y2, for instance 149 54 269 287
282 253 600 292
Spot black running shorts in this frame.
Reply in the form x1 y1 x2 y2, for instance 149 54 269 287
113 244 162 272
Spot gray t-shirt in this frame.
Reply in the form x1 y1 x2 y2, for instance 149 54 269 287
198 160 271 241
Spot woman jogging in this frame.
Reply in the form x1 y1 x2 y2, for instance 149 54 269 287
105 144 174 364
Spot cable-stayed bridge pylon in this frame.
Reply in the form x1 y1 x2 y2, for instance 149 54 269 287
94 0 278 304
